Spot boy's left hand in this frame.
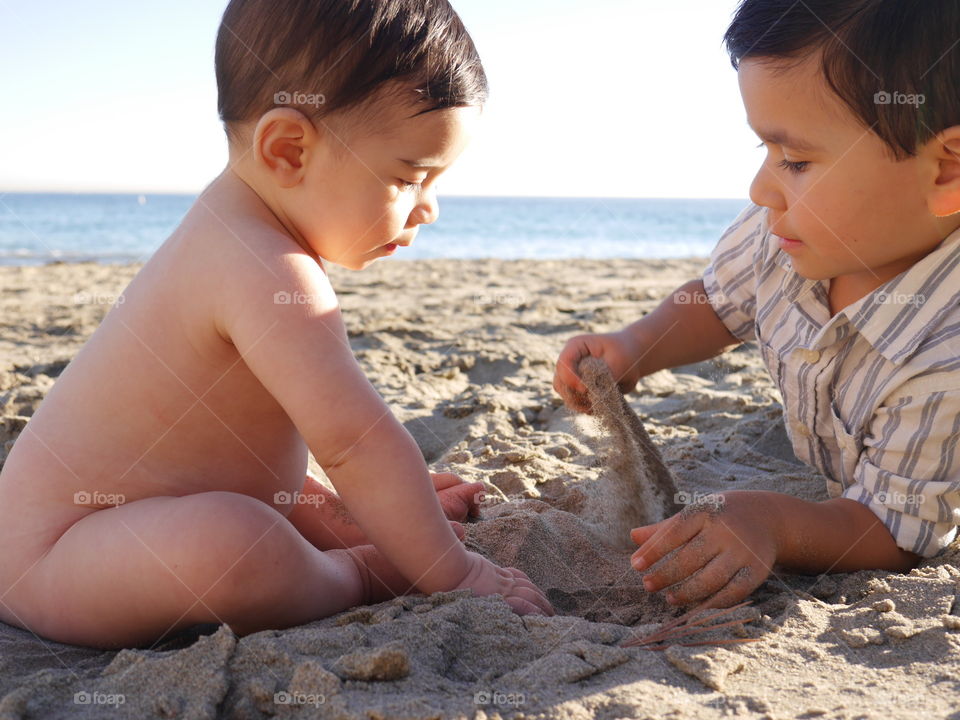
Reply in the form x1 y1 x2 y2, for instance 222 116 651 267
630 491 779 609
431 472 485 522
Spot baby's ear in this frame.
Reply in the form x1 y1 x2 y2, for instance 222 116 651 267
252 108 319 188
926 126 960 218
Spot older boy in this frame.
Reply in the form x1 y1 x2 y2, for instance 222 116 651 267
556 0 960 609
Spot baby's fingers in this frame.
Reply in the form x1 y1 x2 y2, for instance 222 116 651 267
505 595 549 616
505 568 554 615
506 586 554 616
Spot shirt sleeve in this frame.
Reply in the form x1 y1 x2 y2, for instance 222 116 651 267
702 203 768 343
842 390 960 558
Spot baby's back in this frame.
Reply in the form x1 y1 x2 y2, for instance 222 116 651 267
0 188 311 570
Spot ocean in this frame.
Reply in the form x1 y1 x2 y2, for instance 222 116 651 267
0 194 749 266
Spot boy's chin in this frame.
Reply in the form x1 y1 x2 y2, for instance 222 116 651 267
784 257 833 282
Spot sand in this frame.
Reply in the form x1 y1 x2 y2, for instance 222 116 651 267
1 258 959 720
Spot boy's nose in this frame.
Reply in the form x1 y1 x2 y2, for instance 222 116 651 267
749 164 786 212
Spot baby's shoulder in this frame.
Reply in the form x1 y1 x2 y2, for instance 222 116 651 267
192 208 330 296
170 201 336 343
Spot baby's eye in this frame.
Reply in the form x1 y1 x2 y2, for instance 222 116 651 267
397 179 423 191
778 159 810 174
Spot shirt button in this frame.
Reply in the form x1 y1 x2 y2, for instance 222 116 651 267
792 421 812 438
802 349 821 363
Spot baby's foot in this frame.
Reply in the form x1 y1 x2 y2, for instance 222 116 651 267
343 523 466 604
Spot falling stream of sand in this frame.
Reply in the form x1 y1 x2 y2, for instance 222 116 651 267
578 357 682 549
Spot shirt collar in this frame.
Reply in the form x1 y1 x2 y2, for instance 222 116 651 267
773 221 960 365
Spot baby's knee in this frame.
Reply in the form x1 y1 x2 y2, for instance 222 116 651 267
178 491 303 601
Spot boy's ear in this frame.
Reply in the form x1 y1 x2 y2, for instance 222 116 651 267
926 126 960 218
252 108 319 188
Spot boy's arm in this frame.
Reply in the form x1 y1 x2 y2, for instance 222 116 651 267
620 278 744 380
623 205 766 381
760 492 921 573
557 205 765 405
631 490 921 611
218 254 470 593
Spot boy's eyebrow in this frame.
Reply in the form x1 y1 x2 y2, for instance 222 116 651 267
755 128 823 153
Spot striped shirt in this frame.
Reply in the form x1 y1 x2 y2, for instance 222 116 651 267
703 204 960 558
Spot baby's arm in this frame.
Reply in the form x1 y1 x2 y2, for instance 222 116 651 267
219 254 549 613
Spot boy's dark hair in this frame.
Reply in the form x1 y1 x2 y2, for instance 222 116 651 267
724 0 960 160
215 0 488 144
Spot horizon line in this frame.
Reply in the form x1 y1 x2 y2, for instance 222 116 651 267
0 189 750 202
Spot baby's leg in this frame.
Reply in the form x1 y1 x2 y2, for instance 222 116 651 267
13 491 411 649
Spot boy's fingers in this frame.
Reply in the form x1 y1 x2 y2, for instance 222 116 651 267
664 553 734 606
641 531 717 592
630 524 660 547
556 343 588 394
631 514 702 571
691 566 758 613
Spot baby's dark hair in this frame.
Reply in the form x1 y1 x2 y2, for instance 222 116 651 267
215 0 488 145
724 0 960 160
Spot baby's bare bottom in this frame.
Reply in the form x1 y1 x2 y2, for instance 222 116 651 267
13 491 412 650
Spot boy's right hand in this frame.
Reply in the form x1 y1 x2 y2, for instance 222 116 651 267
553 330 641 413
454 552 554 616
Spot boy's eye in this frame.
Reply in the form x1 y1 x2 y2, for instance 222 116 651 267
778 159 810 175
397 179 423 191
757 142 811 175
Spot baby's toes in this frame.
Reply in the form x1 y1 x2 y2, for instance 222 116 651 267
462 482 487 516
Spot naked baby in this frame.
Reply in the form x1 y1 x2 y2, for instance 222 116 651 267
0 0 553 650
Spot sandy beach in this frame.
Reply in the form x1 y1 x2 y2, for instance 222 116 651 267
1 258 959 720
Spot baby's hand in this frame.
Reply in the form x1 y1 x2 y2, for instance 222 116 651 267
430 472 485 521
554 330 641 413
454 552 555 616
630 492 777 610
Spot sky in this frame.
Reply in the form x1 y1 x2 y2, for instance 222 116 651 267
0 0 758 199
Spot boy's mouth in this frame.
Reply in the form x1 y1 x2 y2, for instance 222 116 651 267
777 235 804 251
